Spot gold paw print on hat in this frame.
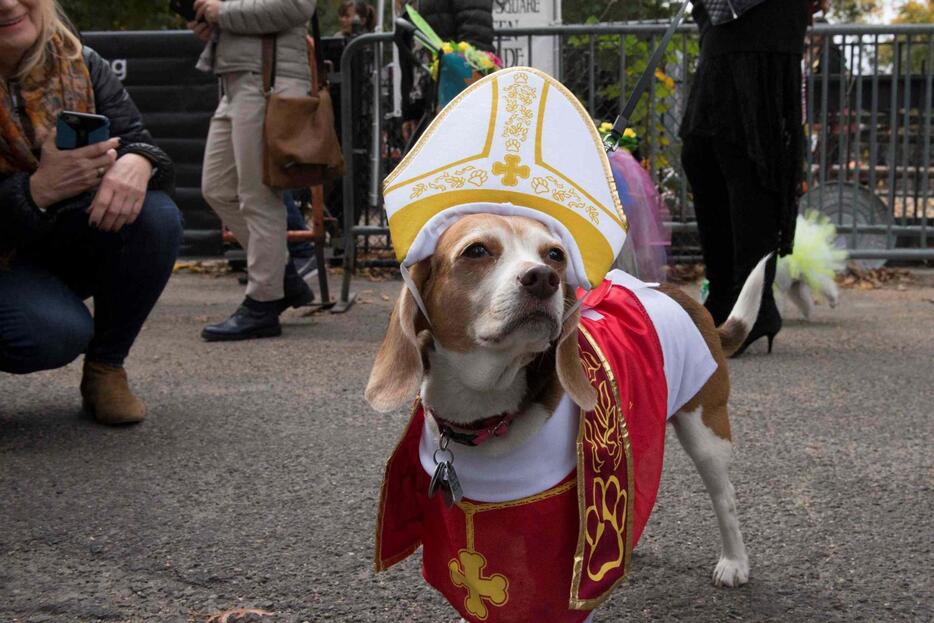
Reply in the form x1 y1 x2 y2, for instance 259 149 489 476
383 67 627 289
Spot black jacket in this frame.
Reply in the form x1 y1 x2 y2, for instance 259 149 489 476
0 46 174 252
416 0 494 51
399 0 494 121
696 0 771 26
693 0 809 56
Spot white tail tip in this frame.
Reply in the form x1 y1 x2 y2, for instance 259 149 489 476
726 254 772 331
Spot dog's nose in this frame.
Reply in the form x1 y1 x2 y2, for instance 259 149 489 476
518 265 560 300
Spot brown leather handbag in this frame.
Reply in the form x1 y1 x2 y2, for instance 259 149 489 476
261 15 343 190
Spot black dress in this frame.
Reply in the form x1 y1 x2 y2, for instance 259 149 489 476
680 0 810 328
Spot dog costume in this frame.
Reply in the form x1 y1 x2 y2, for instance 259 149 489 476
376 68 717 622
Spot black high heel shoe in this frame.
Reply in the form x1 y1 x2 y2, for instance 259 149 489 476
732 326 779 357
731 299 782 358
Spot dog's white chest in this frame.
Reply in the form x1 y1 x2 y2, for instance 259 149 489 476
418 393 578 503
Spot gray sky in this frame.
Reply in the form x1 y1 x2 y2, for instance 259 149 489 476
874 0 906 23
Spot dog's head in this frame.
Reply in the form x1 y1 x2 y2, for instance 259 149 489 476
365 213 596 414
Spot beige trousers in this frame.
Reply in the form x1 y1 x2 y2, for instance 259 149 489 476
201 71 309 302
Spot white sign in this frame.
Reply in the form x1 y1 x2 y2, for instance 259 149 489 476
493 0 562 76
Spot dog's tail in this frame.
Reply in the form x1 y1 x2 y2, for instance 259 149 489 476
718 255 771 357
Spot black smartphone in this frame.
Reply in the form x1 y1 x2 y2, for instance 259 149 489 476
170 0 198 22
55 111 111 150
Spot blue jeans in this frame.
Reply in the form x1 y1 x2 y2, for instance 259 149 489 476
0 191 182 374
284 191 313 260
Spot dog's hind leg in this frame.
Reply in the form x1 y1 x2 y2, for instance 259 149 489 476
672 406 749 588
819 274 839 308
788 281 814 320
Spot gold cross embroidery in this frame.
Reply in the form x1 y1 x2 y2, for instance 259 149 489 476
449 549 509 620
491 154 530 187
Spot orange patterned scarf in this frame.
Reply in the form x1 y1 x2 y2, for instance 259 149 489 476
0 34 94 176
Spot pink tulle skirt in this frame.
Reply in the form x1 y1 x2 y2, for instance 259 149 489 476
607 150 671 282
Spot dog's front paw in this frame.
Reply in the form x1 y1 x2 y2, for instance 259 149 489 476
712 556 749 588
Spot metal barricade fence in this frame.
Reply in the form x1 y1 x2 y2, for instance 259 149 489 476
338 24 934 306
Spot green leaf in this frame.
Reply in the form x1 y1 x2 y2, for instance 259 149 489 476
406 5 444 50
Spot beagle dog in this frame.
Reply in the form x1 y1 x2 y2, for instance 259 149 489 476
367 214 765 620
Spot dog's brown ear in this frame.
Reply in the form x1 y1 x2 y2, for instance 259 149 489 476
555 300 597 411
365 262 430 412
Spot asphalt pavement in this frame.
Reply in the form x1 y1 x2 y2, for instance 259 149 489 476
1 270 932 623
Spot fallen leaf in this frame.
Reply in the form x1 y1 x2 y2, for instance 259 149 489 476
173 260 232 275
205 608 274 623
838 264 915 290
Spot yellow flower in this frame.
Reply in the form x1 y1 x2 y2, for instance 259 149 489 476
654 68 675 91
457 41 469 52
623 128 637 139
599 122 613 133
441 42 454 54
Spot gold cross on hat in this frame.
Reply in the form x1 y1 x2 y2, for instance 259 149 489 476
491 154 530 187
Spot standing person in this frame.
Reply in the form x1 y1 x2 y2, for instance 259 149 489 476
409 0 493 50
398 0 493 141
680 0 825 354
335 0 355 37
334 0 376 38
0 0 181 424
189 0 316 342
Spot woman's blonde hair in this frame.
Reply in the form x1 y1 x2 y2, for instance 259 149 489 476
15 0 83 78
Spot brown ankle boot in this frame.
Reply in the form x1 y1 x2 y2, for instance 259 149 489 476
80 361 146 425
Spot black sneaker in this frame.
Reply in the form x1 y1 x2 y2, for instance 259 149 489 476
201 298 282 342
292 254 318 279
281 261 315 312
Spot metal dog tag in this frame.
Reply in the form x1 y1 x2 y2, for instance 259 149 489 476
428 432 463 508
441 460 463 507
428 461 448 500
428 460 464 508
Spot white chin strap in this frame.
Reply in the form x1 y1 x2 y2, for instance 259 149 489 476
400 263 586 329
564 295 585 321
400 263 433 327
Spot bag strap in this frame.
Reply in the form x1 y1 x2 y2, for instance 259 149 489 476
309 11 324 88
306 34 320 91
604 0 691 152
264 10 321 95
262 34 276 95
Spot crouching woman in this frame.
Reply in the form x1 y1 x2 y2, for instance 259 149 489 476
0 0 182 424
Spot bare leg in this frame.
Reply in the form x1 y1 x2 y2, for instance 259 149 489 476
672 408 750 587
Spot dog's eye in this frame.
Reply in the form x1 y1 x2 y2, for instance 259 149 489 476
547 247 566 263
463 243 491 259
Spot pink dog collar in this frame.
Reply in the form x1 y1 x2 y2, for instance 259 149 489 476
429 409 518 447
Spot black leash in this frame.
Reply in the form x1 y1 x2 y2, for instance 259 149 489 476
603 1 692 153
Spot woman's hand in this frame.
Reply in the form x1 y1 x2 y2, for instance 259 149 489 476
188 19 215 43
87 153 153 232
29 133 120 210
194 0 222 24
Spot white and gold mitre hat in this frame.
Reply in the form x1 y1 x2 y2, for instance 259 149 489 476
383 66 627 289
